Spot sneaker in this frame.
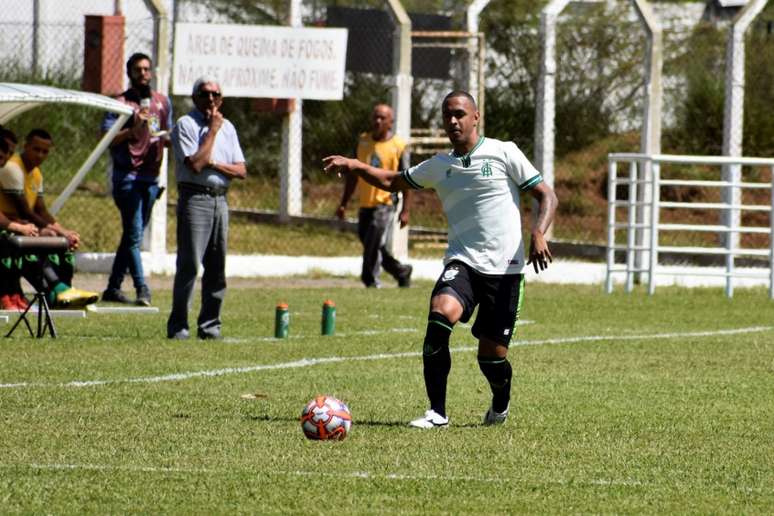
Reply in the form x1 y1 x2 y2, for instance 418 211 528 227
483 403 509 426
0 294 16 310
55 287 99 308
397 264 413 288
102 288 131 304
408 409 449 429
197 329 222 340
167 329 190 340
11 293 29 311
136 285 152 307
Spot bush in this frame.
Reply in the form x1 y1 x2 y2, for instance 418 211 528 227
481 1 645 158
665 23 725 155
667 21 774 157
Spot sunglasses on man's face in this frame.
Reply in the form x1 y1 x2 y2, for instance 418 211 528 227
197 90 221 99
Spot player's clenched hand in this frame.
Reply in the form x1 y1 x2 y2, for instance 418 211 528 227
527 231 552 274
63 229 81 250
10 221 38 237
322 156 355 178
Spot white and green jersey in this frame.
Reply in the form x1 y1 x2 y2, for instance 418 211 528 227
401 136 542 275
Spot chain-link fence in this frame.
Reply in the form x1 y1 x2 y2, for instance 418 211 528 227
2 0 774 258
171 0 477 256
0 0 155 254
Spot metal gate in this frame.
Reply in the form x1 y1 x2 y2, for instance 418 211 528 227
606 153 774 298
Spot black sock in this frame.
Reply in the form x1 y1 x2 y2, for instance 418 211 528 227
423 312 453 418
20 254 46 293
0 255 13 295
478 356 513 413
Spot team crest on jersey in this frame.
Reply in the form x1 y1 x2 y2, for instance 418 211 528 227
481 160 492 177
442 267 459 282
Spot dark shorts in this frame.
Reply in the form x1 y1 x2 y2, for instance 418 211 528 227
431 260 525 346
0 232 15 263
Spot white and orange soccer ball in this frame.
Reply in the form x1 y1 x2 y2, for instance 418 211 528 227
300 395 352 441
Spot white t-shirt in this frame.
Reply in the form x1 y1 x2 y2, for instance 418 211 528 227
401 136 542 275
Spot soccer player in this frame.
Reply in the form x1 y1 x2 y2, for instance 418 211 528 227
0 135 38 310
0 129 99 308
323 90 558 427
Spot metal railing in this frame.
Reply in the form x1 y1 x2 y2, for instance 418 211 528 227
605 153 774 298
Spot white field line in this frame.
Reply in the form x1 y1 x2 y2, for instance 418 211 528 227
292 469 644 487
226 327 421 342
0 326 771 390
2 462 645 487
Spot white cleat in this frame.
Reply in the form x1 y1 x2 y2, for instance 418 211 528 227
409 409 449 429
483 403 509 426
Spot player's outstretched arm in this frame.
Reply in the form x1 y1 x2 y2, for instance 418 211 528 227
527 182 558 274
323 155 410 193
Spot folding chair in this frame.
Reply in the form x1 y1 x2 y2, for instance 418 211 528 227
4 235 69 338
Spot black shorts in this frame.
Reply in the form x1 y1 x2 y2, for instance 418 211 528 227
0 231 16 259
430 260 525 346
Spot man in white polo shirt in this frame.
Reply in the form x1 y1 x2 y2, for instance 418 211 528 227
323 90 558 428
167 77 246 341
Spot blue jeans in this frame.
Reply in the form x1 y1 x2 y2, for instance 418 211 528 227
108 179 159 291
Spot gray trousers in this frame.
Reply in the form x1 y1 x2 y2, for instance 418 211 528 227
358 204 405 287
167 191 229 337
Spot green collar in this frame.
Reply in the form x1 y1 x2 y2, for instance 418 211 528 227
453 136 485 168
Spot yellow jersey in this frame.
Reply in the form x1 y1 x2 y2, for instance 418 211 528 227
356 133 406 208
0 153 43 216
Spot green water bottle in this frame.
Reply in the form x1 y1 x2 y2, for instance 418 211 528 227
275 303 289 338
321 299 336 336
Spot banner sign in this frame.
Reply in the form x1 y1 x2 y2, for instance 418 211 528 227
173 23 348 100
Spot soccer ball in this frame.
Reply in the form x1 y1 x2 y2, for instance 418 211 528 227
300 395 352 441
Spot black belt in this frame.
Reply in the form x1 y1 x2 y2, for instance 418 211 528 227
178 182 228 197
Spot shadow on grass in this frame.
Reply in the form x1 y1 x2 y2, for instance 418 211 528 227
243 414 484 429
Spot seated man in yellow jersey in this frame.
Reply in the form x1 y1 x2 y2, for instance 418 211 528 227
0 128 98 308
336 104 413 288
0 133 39 310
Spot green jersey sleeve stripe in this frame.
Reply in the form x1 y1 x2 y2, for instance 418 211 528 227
401 170 423 190
519 175 543 192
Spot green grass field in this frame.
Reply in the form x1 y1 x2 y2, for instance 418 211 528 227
1 281 773 513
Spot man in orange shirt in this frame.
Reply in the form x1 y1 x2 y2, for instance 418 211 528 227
336 104 412 288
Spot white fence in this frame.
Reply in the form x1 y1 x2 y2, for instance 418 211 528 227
605 153 774 298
